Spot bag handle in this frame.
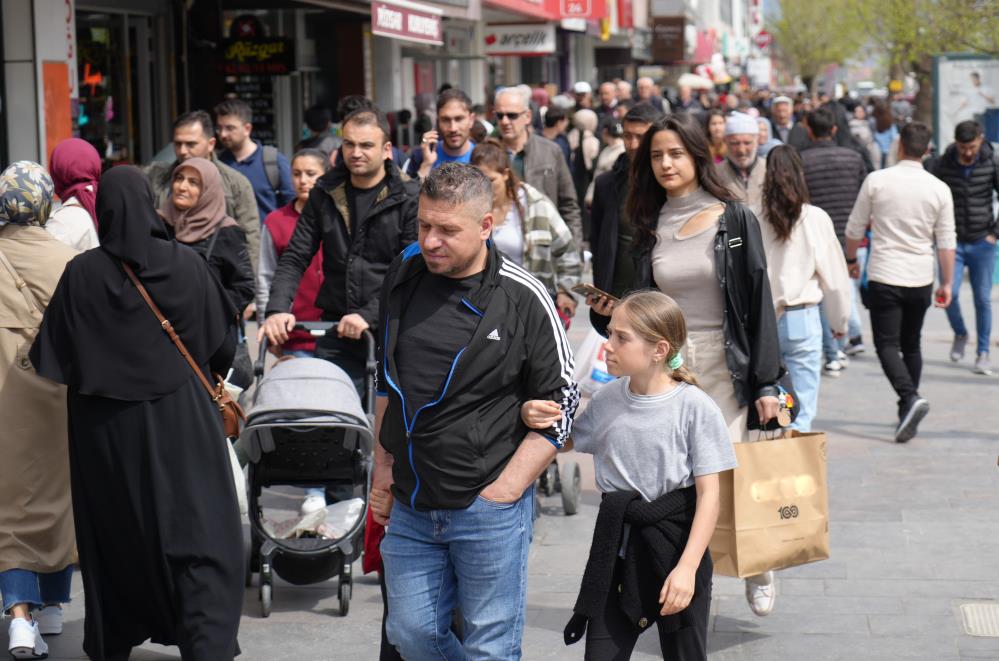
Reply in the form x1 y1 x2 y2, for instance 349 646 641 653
121 261 220 402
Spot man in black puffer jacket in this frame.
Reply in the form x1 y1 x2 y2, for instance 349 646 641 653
261 107 419 389
801 106 869 373
925 120 999 374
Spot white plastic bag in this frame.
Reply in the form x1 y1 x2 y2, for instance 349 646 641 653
225 439 248 516
573 329 615 395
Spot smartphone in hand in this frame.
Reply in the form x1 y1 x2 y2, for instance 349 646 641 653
571 283 619 302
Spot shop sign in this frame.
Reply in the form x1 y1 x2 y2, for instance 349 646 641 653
371 0 444 45
651 16 685 63
221 38 295 75
484 23 557 56
618 0 634 30
559 0 607 20
631 27 653 61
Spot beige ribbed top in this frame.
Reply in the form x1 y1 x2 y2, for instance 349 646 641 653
651 188 726 332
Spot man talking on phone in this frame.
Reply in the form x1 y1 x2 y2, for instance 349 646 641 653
404 88 477 180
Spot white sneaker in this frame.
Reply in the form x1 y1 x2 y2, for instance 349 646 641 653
744 571 776 617
835 350 849 367
823 359 845 377
8 618 48 659
299 494 327 516
34 606 62 635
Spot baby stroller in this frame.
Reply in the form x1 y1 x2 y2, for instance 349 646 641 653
241 322 375 617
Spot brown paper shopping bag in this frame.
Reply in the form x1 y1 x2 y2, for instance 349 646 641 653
709 430 829 578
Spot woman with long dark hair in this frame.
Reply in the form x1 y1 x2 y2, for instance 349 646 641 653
759 146 851 432
591 111 782 617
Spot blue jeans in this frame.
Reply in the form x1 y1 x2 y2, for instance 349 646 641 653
945 238 996 355
0 566 73 613
382 486 535 661
824 247 869 357
779 306 823 432
848 246 867 339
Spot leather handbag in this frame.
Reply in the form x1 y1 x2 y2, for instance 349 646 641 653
121 262 246 438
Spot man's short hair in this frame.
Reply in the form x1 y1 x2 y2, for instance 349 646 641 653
623 103 663 126
437 88 473 114
342 108 391 143
304 104 332 133
214 98 253 124
173 110 214 139
806 107 836 138
420 163 492 219
494 86 529 110
337 95 376 122
900 122 932 158
544 106 566 128
955 120 984 143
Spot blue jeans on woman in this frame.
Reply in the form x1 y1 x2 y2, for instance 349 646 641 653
381 486 535 661
779 306 823 432
945 238 996 355
0 566 73 612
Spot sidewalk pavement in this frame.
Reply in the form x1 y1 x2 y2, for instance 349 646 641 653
10 285 999 660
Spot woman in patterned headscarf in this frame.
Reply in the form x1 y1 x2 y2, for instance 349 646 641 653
0 161 79 658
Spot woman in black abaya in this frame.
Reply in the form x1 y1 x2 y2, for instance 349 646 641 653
29 166 244 661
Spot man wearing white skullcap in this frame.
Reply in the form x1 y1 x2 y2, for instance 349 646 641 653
715 112 766 214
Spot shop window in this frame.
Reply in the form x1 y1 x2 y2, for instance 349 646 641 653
76 12 154 166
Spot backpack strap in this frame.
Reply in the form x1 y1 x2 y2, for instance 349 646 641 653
262 145 281 193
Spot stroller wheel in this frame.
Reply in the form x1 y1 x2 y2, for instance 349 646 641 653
560 460 581 516
338 580 351 616
541 462 558 497
244 545 256 588
260 581 272 618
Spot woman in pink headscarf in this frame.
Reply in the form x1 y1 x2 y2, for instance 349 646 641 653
46 138 101 251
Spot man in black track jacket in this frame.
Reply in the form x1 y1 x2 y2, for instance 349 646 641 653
926 120 999 374
370 163 579 661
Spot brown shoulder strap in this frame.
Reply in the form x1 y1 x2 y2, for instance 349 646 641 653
121 262 217 399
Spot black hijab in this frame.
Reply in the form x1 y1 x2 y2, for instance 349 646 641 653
30 166 237 400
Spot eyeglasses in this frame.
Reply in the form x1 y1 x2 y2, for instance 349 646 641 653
494 111 525 121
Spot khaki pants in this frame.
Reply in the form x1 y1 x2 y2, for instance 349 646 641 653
683 330 748 444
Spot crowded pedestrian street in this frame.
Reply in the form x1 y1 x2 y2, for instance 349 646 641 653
15 289 999 660
3 0 999 660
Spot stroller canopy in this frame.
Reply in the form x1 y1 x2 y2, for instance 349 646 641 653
240 357 372 463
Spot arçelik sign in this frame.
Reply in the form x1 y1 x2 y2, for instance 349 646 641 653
484 24 557 56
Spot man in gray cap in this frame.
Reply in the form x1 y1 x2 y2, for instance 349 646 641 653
769 95 810 150
715 112 766 214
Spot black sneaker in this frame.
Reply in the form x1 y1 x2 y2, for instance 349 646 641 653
894 398 929 443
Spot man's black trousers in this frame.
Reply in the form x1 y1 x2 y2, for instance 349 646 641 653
867 281 933 411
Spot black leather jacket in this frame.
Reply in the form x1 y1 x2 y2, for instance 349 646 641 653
594 202 781 407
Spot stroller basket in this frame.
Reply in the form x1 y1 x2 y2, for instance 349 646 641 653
250 425 370 486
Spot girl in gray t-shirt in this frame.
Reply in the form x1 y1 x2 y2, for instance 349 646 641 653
522 290 735 659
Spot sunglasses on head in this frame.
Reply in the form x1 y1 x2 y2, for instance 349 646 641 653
495 111 524 121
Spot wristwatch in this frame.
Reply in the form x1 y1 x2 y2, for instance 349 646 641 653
846 257 858 265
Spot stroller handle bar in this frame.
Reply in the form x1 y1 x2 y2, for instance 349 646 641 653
255 321 377 415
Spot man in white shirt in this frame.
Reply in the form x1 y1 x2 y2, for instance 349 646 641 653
845 122 957 443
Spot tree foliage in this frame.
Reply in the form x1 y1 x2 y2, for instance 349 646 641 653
767 0 865 89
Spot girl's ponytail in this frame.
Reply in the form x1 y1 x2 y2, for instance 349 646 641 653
671 363 700 388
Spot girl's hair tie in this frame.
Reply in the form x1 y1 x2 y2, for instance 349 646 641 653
668 353 684 370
